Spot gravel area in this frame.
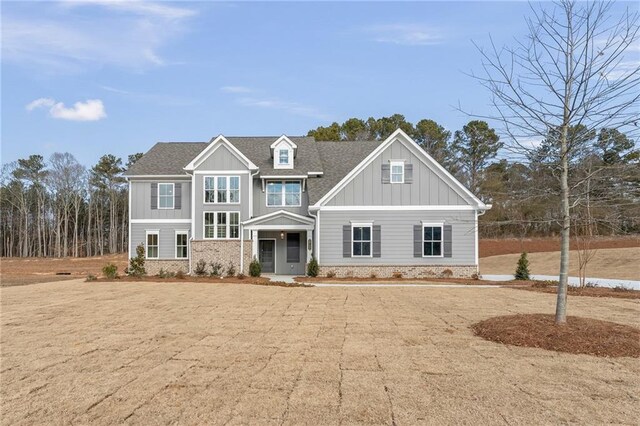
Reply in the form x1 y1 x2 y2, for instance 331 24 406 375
1 279 639 425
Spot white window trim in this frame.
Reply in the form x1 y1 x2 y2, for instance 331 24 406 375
351 222 373 258
145 230 159 259
203 175 241 205
265 180 302 207
422 222 444 258
273 140 294 169
389 161 405 184
203 211 241 240
158 183 175 209
175 230 189 259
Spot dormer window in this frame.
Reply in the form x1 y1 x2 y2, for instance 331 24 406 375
271 135 297 169
278 148 290 166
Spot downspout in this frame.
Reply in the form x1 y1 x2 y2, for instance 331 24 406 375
243 168 260 274
188 236 194 275
308 205 319 264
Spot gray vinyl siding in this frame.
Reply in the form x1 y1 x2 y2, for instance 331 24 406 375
198 144 247 170
258 231 307 275
326 140 469 206
252 178 309 217
130 223 190 259
130 180 191 220
319 210 476 265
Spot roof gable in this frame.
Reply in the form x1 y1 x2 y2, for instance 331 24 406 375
184 135 258 171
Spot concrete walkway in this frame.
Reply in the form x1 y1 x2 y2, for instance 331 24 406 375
263 274 297 284
311 283 504 288
481 274 640 290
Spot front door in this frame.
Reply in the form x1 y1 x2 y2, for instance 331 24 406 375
259 240 275 273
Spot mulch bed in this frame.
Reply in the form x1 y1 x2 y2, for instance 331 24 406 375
93 275 310 287
479 236 640 258
472 314 640 357
516 284 640 300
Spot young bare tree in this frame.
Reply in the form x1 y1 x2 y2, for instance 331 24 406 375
470 0 639 323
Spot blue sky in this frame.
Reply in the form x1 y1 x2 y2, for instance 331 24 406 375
1 1 636 166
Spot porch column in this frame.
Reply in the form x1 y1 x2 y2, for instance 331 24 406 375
251 230 258 261
306 230 313 264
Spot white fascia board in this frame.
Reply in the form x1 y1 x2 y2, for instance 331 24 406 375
244 224 314 231
260 175 307 179
312 128 486 209
127 175 191 179
242 209 315 226
270 135 297 149
184 135 258 171
307 171 324 175
315 205 477 211
131 219 192 224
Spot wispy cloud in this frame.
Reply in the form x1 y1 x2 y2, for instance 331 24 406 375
362 24 444 46
604 60 640 81
220 86 253 94
99 84 196 106
26 97 107 121
236 97 330 120
2 1 197 73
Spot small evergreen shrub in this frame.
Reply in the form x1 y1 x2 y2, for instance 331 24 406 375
86 274 97 282
515 252 530 280
306 257 319 277
194 259 207 276
392 271 403 279
127 243 146 277
369 273 377 279
226 261 236 277
102 263 118 279
249 257 262 277
237 273 246 280
175 270 186 279
209 261 223 276
326 270 336 278
440 269 453 278
158 268 174 279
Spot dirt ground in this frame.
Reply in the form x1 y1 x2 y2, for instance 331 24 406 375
1 280 638 425
479 236 640 258
480 247 640 280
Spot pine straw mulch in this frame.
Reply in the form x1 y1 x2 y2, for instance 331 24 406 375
92 275 311 288
472 314 640 358
516 283 640 300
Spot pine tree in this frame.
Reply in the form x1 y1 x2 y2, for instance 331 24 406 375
515 252 530 281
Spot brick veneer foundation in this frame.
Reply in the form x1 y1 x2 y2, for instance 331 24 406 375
318 265 478 279
191 240 252 275
144 259 189 276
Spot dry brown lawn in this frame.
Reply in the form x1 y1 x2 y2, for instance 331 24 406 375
480 247 640 280
1 280 639 425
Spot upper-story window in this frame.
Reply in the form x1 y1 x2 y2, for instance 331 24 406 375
271 136 296 169
158 183 174 209
390 161 404 183
204 176 240 204
267 180 301 207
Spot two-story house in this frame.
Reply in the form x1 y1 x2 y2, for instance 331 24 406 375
124 129 490 278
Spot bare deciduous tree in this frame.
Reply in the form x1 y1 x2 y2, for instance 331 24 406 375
469 0 639 324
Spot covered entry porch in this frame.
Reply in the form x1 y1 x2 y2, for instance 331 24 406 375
243 210 314 276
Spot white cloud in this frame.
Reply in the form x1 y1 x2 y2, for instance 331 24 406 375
363 24 444 46
26 98 107 121
515 137 543 150
220 86 253 94
2 1 197 73
236 97 330 120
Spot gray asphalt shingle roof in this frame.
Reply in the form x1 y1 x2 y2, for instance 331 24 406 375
124 136 382 204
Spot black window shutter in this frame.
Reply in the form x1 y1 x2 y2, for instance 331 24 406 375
150 183 158 210
381 164 390 184
413 225 422 257
405 164 413 183
342 225 351 257
443 225 453 258
175 183 181 210
372 225 381 258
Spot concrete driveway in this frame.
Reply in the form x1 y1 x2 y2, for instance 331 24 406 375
1 279 638 425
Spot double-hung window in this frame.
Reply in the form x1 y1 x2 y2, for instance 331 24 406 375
423 224 443 257
204 212 240 239
352 224 372 257
204 176 240 204
146 231 159 259
158 183 174 209
176 232 188 259
278 149 290 166
266 180 301 207
390 161 404 183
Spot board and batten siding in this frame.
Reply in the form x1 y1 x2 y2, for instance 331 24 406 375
130 223 190 259
318 210 476 265
252 179 309 217
326 140 468 206
197 144 248 170
130 180 191 220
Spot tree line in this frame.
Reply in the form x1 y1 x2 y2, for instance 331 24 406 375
308 115 640 238
0 152 142 257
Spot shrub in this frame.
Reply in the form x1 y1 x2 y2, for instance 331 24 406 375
392 271 403 279
158 268 174 279
326 270 336 278
614 285 632 292
237 273 246 280
471 273 479 280
369 272 377 279
532 280 554 288
226 261 236 277
306 257 319 277
440 269 453 278
127 243 146 277
86 274 97 282
194 259 207 276
175 270 186 279
102 263 118 279
209 261 223 277
249 257 262 277
515 252 530 280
